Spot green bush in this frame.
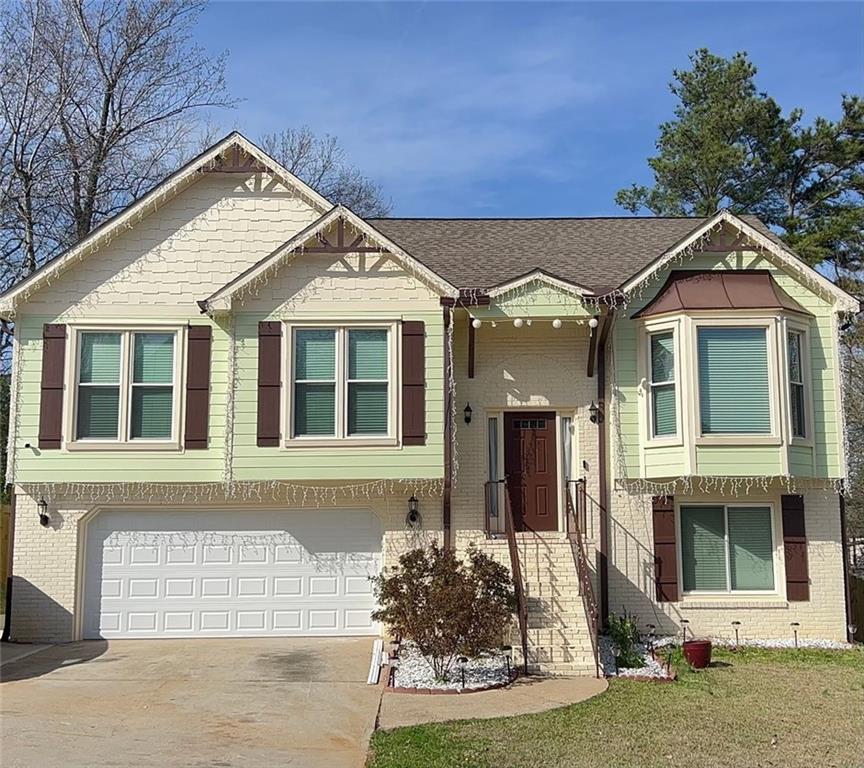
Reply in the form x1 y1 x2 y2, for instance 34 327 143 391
608 612 644 669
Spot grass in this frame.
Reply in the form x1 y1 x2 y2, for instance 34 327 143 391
367 647 864 768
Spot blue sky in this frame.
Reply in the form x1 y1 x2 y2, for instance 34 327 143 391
197 2 863 217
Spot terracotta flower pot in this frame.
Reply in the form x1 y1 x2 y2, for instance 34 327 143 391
683 639 712 669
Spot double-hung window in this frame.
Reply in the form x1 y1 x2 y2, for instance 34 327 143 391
291 325 392 440
649 331 676 438
787 330 806 438
75 330 177 442
680 504 776 593
697 326 771 434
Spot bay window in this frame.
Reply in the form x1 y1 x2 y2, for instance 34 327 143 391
680 504 776 593
290 325 393 441
75 330 177 442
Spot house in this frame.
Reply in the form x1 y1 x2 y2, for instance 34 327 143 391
1 133 857 675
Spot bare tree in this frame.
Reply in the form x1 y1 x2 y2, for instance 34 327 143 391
0 0 234 362
260 127 391 217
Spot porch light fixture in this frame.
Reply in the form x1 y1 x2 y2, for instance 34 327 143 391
588 401 603 425
471 318 482 329
37 497 50 527
552 318 562 329
513 318 523 328
464 403 473 424
406 495 421 529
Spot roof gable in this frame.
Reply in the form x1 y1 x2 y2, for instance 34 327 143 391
202 206 458 312
0 132 332 315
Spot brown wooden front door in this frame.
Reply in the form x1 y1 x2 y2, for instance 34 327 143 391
504 412 558 532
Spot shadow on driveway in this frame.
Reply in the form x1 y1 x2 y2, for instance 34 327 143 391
1 641 109 683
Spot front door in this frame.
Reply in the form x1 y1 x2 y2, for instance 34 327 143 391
504 412 558 532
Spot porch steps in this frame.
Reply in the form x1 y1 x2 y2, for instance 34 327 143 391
482 532 597 677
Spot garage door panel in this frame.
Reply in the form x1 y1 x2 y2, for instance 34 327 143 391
84 509 382 639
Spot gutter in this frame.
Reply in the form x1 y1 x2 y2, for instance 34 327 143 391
839 489 854 643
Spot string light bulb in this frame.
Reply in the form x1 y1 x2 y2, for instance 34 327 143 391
552 318 562 329
471 318 481 329
513 318 524 328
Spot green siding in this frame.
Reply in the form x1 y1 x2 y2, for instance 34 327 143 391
13 313 227 483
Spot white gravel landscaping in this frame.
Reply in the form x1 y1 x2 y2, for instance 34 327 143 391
599 635 673 679
653 635 854 651
392 642 513 691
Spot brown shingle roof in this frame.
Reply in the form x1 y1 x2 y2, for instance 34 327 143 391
369 215 781 295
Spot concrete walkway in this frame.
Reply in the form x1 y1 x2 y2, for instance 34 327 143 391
377 675 608 729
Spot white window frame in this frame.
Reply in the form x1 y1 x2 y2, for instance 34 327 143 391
283 320 400 448
783 320 815 446
691 315 781 446
676 499 784 598
639 317 683 447
64 324 185 451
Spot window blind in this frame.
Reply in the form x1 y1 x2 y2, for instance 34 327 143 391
348 329 388 436
77 333 121 439
133 333 174 383
681 506 727 591
130 333 174 439
650 332 676 437
294 329 336 436
698 327 770 434
728 507 775 590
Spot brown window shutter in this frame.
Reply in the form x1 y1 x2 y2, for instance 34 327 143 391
184 326 212 449
38 323 66 449
782 494 809 601
652 496 679 602
257 321 281 447
401 321 426 446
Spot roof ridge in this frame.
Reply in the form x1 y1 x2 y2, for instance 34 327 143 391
369 215 710 222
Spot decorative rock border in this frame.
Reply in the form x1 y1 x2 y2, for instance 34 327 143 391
385 666 520 695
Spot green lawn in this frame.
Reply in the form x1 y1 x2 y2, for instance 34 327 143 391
368 647 864 768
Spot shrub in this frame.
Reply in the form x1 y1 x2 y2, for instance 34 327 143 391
372 543 516 681
608 611 643 669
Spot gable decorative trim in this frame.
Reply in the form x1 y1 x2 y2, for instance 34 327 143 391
615 210 859 313
200 206 459 313
486 269 593 299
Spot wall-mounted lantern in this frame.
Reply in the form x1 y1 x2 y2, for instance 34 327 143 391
464 403 473 424
588 401 603 425
406 495 422 529
37 497 50 527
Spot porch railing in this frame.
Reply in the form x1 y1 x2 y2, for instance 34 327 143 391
566 478 601 678
485 479 530 675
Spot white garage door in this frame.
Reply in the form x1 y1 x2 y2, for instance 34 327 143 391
83 509 382 638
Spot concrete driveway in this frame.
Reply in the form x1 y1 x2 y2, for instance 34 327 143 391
0 637 383 768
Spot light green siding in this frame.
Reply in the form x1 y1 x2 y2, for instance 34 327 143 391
13 313 228 483
230 309 444 481
614 248 844 481
475 281 592 319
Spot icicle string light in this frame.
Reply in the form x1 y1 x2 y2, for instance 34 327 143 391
19 479 444 506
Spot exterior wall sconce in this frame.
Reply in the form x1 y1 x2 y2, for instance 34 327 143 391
37 497 50 527
464 403 473 424
406 495 421 529
588 401 603 424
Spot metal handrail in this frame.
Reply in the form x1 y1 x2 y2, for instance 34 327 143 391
566 479 601 678
486 478 530 674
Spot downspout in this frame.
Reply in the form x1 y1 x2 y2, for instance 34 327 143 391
839 487 854 643
442 304 453 550
596 309 614 628
2 492 15 642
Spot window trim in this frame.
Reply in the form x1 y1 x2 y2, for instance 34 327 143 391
676 499 784 599
691 315 781 446
282 320 400 448
64 324 185 451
